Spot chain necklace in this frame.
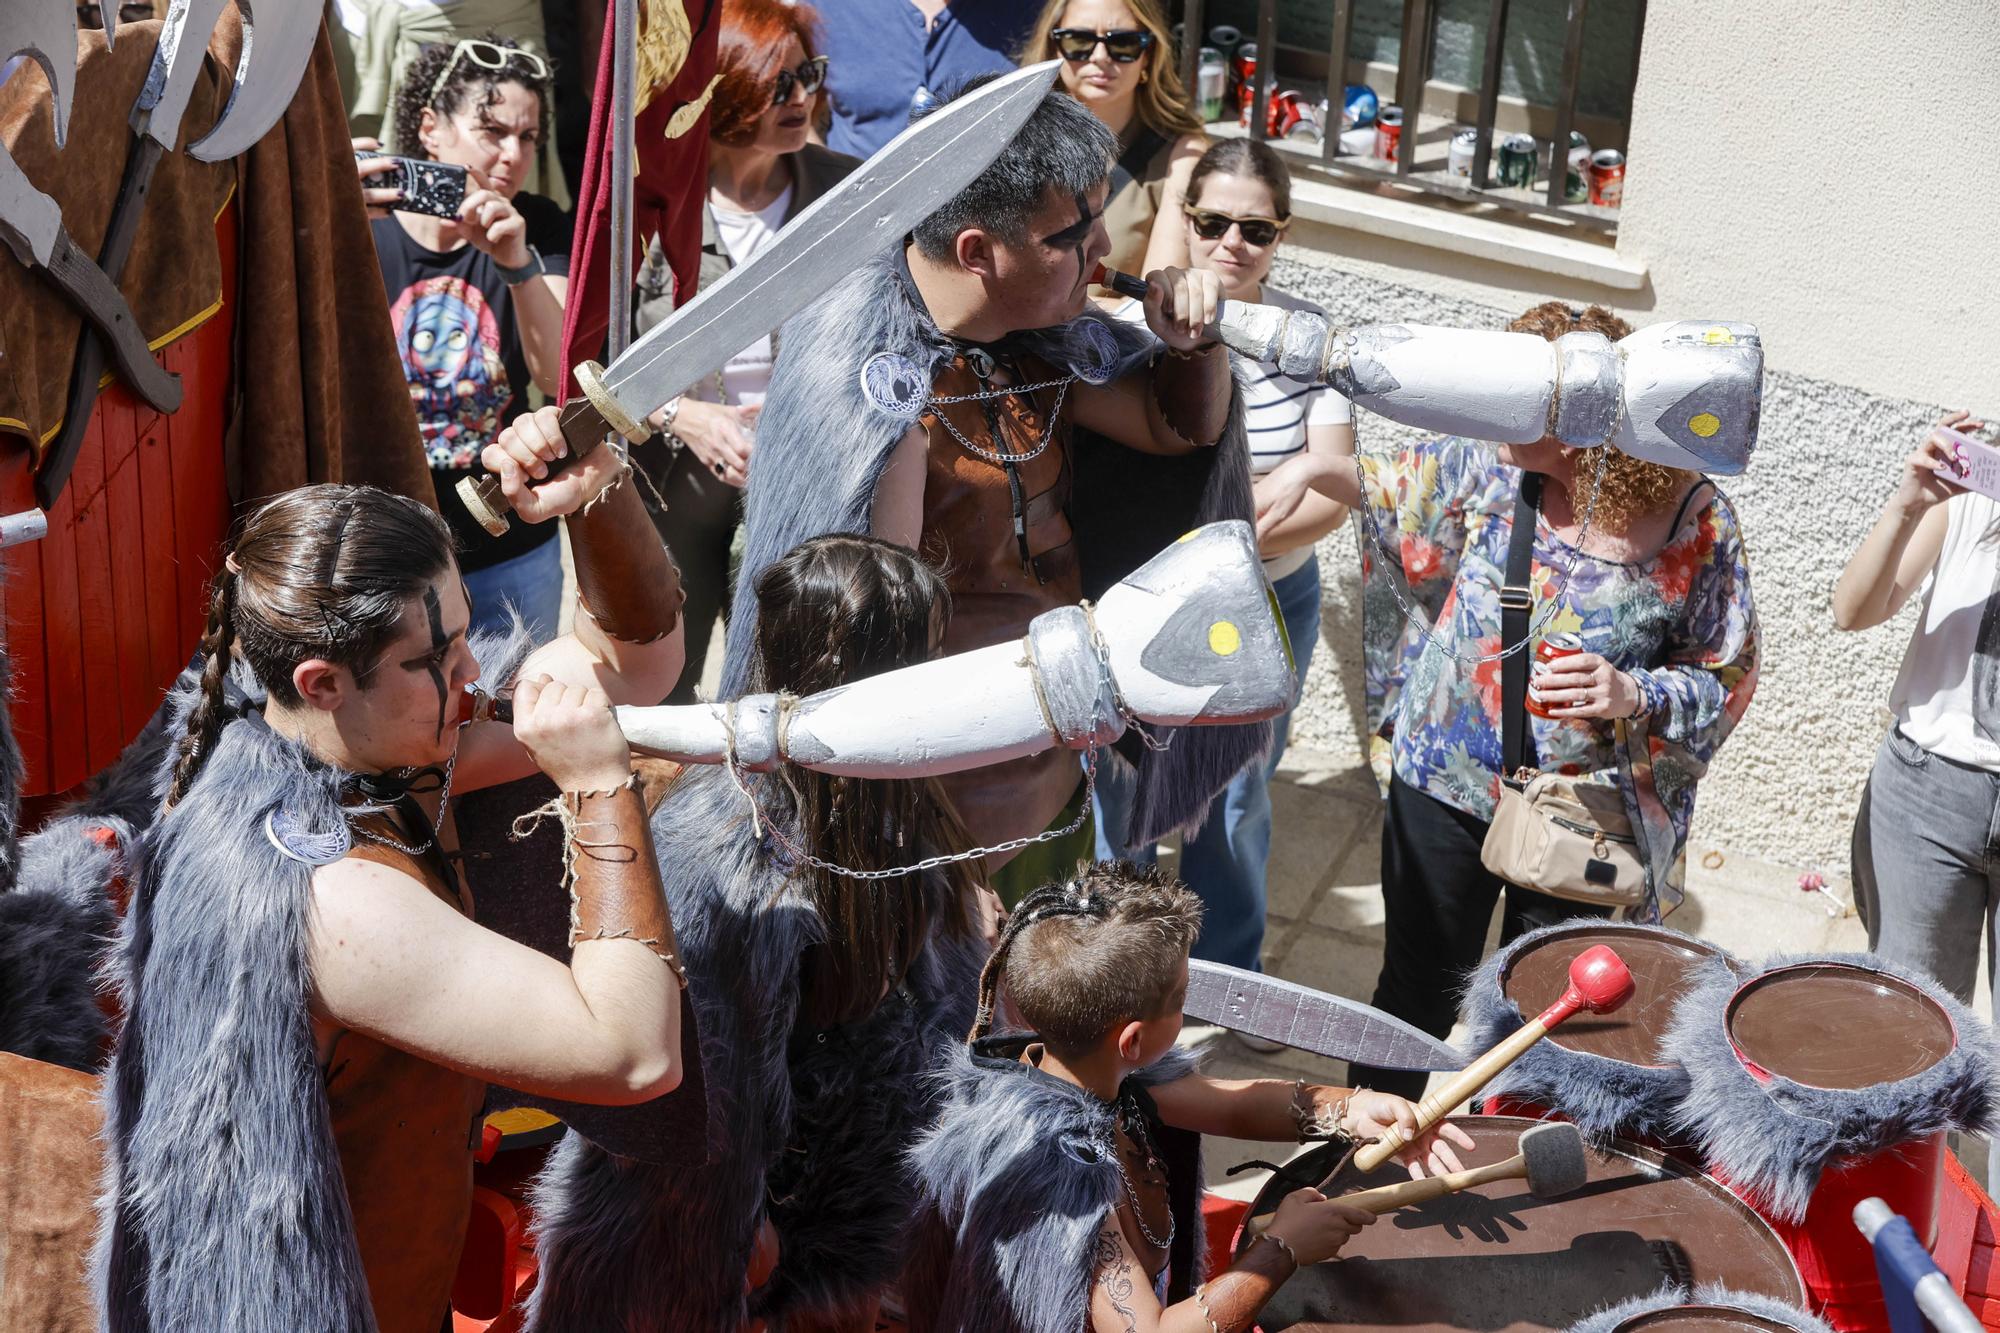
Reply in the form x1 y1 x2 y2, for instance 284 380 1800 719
930 375 1075 467
349 745 460 856
1112 1096 1176 1251
1352 423 1609 667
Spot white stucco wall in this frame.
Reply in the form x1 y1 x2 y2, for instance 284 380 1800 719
1270 1 2000 874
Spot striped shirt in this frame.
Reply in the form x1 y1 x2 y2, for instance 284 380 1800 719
1114 283 1353 576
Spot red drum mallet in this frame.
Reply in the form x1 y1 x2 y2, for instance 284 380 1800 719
1353 944 1635 1172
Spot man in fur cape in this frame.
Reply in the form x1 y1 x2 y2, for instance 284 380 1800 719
725 82 1265 897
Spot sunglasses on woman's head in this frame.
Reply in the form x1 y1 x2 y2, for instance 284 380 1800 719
1184 207 1286 246
771 55 830 106
1049 28 1155 63
427 38 550 110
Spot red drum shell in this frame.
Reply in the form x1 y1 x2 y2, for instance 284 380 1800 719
1720 963 1957 1330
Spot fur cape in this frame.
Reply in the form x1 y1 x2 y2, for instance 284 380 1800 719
904 1039 1206 1333
1565 1283 1833 1333
1664 950 1998 1223
727 253 1268 848
1458 919 1741 1146
523 766 990 1330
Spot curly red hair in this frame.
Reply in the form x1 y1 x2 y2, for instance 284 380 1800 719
709 0 822 147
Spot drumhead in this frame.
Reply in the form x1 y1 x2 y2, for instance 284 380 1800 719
1614 1307 1796 1332
1502 925 1720 1067
1726 963 1956 1090
1241 1117 1803 1333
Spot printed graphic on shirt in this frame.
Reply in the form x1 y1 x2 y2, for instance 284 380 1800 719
389 275 508 470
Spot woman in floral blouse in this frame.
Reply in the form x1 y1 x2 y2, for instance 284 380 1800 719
1264 302 1760 1100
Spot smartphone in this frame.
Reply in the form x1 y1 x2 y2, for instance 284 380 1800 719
355 151 469 220
1938 427 2000 503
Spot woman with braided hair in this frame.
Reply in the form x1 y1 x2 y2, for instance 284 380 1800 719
95 406 688 1332
523 532 999 1333
905 861 1473 1333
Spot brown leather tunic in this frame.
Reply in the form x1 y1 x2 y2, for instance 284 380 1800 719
919 352 1086 852
322 817 486 1333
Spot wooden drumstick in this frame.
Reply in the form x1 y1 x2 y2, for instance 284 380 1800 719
1247 1121 1587 1237
1350 944 1634 1173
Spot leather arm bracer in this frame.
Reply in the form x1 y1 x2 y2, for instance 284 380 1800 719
1188 1233 1298 1332
566 469 685 644
566 782 685 984
1146 343 1231 450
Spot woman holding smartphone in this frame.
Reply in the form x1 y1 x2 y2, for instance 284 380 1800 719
356 33 571 643
1836 408 2000 1194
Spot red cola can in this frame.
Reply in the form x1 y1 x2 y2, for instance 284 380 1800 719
1374 104 1403 164
1525 632 1587 719
1589 148 1625 208
1266 89 1309 139
1232 42 1257 113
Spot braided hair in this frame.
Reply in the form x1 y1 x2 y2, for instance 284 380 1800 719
390 31 555 162
164 486 457 808
969 861 1203 1054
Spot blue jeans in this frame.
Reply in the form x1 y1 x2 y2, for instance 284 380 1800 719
463 536 563 646
1094 558 1322 972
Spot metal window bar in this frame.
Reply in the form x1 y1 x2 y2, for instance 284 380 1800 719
1250 0 1277 145
1470 0 1511 187
1320 0 1357 163
1544 0 1591 206
1394 0 1434 175
1179 0 1206 103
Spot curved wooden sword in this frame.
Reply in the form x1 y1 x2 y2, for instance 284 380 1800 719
1184 959 1464 1072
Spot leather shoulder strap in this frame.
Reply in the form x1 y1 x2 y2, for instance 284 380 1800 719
1500 473 1543 777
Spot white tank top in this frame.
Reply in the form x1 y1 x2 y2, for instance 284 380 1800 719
1889 489 2000 769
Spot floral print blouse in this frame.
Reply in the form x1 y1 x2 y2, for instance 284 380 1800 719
1358 437 1760 920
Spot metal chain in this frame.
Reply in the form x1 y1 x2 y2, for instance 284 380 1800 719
927 374 1075 405
1352 422 1610 667
931 376 1075 467
349 745 460 856
1112 1097 1176 1251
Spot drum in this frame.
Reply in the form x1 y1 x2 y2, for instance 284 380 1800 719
1564 1284 1834 1333
1239 1116 1804 1332
1461 920 1733 1146
1664 954 1996 1331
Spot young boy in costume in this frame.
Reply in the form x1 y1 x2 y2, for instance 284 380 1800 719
907 862 1473 1333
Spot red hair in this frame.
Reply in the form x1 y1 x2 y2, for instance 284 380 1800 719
709 0 821 147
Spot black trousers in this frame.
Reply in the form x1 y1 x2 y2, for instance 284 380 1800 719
1349 774 1609 1100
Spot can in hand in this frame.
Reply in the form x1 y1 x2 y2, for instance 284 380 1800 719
1589 148 1626 207
1497 133 1539 188
1525 632 1588 719
1447 127 1477 178
1374 104 1403 163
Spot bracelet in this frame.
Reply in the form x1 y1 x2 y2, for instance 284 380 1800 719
1164 339 1222 361
1290 1079 1351 1141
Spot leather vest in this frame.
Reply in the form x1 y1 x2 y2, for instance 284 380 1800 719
919 352 1086 852
323 817 486 1333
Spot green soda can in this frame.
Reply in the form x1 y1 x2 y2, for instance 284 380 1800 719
1497 133 1538 188
1564 130 1592 203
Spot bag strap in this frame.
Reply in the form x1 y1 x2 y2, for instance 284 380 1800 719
1500 473 1543 778
1109 127 1169 202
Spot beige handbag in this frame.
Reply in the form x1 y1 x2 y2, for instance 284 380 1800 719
1481 768 1647 909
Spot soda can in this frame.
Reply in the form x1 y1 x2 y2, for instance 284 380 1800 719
1496 132 1538 188
1526 632 1588 719
1589 148 1626 208
1197 47 1226 123
1446 127 1477 178
1342 83 1379 129
1373 104 1403 164
1232 42 1257 113
1266 88 1310 139
1564 130 1592 203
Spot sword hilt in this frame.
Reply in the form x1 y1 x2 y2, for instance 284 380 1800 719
456 361 642 535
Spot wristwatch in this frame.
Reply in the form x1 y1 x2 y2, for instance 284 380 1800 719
497 245 547 286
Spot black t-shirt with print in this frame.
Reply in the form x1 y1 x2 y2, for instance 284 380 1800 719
374 192 573 570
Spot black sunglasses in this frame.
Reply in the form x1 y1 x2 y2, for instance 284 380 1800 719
1049 28 1156 63
1184 207 1287 247
772 55 829 107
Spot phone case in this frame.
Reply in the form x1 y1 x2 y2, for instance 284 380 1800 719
356 151 467 219
1940 427 2000 503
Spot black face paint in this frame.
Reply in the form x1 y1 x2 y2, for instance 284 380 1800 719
421 587 449 741
1040 191 1102 294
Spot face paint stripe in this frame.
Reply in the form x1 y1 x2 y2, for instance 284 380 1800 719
423 587 449 742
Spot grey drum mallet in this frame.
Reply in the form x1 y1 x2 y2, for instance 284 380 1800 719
1247 1120 1589 1239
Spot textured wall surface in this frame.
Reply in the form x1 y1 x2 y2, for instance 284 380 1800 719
1267 250 1938 873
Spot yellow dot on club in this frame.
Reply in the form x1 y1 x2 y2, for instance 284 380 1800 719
1208 621 1242 656
1703 326 1735 345
1688 412 1721 438
1178 530 1198 543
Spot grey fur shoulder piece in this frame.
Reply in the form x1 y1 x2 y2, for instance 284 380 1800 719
94 711 377 1331
526 766 985 1331
1663 950 1997 1223
722 255 1149 695
1459 919 1740 1145
1565 1283 1832 1333
907 1041 1202 1333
